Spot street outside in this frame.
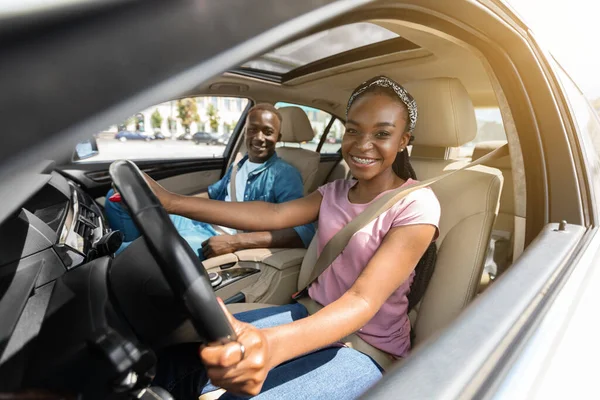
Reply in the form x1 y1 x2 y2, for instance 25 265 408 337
80 137 340 163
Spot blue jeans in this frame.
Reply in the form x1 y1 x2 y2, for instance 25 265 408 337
104 189 219 258
154 303 383 400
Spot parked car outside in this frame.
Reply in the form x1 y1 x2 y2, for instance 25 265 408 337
114 130 152 142
177 132 192 140
192 131 220 145
217 132 232 145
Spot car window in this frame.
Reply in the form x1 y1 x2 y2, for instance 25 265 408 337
78 96 249 162
553 64 600 158
454 107 507 159
274 102 338 153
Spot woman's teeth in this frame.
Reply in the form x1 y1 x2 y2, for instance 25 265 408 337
351 156 376 165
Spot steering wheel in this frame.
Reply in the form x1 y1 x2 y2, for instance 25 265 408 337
109 159 235 344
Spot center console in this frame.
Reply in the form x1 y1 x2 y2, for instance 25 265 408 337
202 248 307 305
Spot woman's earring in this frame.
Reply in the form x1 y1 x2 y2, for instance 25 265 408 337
400 148 405 152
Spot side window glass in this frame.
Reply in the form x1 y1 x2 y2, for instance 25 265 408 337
554 65 600 158
274 102 335 153
78 96 249 162
320 119 345 154
454 108 507 159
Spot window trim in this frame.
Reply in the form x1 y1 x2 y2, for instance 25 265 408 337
316 116 337 153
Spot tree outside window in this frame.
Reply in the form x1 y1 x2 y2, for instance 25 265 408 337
177 98 200 133
206 104 220 133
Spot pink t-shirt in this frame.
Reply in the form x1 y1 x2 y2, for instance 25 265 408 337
308 179 441 357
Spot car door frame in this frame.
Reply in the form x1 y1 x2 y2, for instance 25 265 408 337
0 0 597 398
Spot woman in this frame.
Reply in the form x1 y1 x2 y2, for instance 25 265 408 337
151 76 441 399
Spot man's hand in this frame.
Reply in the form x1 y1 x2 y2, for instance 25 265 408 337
201 235 240 259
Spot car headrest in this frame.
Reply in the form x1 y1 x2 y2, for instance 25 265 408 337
279 106 315 143
472 140 511 169
403 78 477 148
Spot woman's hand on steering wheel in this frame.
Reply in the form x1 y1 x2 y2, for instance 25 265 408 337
200 299 273 397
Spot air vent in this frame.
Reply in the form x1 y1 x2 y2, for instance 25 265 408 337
74 220 88 238
75 205 98 238
79 205 96 222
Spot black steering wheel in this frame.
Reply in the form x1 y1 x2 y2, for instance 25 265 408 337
109 159 235 344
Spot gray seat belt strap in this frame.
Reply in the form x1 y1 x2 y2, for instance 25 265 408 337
229 163 239 202
210 163 240 235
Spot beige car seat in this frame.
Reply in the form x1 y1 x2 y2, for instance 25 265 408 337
472 140 514 277
217 78 503 360
276 106 320 194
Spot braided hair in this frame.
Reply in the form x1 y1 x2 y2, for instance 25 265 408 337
348 76 438 314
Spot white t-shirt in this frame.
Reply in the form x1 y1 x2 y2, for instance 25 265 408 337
218 160 263 235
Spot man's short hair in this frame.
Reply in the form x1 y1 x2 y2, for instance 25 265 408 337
247 103 283 125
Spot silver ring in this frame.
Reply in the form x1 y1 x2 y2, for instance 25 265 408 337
238 342 246 361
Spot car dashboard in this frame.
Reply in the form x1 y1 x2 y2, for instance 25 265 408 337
0 167 148 397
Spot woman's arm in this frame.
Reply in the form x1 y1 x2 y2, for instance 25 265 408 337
264 223 437 366
200 223 436 395
145 173 322 231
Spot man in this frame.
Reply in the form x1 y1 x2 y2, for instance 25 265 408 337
105 103 315 258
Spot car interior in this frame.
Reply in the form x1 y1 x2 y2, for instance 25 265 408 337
3 1 586 398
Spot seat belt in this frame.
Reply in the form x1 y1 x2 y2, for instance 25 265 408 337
210 162 240 236
294 143 510 298
229 163 239 202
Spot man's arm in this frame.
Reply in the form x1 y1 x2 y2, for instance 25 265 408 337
201 229 304 259
201 165 312 258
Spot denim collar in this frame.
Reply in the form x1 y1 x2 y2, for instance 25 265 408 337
237 152 279 176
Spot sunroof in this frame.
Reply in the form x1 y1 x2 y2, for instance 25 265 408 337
242 22 399 74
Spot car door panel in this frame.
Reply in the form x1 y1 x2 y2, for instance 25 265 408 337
57 157 225 200
367 222 587 399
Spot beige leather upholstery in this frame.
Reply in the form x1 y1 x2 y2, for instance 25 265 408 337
405 78 478 148
204 248 307 305
205 79 502 377
397 78 503 344
277 106 320 194
472 140 514 276
226 79 500 346
413 165 502 342
279 106 315 143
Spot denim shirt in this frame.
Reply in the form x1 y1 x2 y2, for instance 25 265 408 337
208 152 315 247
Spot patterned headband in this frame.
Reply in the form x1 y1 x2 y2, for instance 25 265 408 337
346 76 418 134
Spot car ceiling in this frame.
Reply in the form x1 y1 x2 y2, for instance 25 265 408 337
187 19 497 118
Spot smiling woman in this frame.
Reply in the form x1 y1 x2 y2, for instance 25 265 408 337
5 1 600 399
